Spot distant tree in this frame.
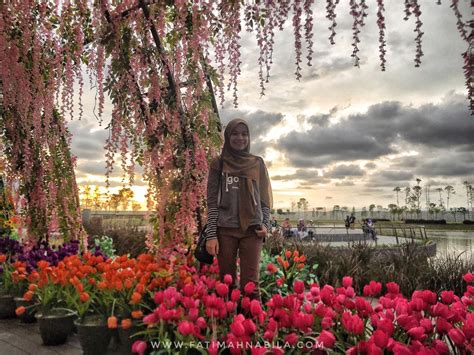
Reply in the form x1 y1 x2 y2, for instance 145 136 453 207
332 205 340 219
393 186 401 206
444 185 455 211
132 202 142 211
92 186 103 210
277 208 283 215
297 198 308 218
361 207 368 218
118 188 134 210
412 178 423 217
291 201 296 213
388 204 398 220
81 185 92 209
404 187 411 206
369 204 376 217
376 205 384 218
457 207 468 221
463 181 472 209
450 208 458 222
436 187 444 207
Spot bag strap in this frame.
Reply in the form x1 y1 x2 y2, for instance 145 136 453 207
217 156 223 207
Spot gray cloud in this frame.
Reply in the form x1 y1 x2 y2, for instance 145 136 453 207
220 108 285 138
335 181 356 186
326 164 365 178
272 169 329 184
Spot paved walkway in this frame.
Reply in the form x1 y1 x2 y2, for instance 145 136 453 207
0 318 81 355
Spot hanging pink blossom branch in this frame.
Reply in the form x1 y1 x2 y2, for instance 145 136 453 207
376 0 387 71
293 0 303 80
404 0 424 67
326 0 340 45
303 0 315 66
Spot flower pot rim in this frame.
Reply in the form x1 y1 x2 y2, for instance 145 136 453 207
74 315 108 326
36 308 77 319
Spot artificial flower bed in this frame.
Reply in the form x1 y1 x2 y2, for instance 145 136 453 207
0 238 473 354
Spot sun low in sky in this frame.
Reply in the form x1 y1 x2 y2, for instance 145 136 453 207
71 1 473 211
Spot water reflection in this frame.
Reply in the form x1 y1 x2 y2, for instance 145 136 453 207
427 231 474 260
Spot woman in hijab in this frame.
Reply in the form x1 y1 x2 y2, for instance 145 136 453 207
205 118 272 301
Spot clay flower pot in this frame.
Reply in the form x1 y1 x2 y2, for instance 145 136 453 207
0 294 16 319
36 308 76 346
75 315 112 355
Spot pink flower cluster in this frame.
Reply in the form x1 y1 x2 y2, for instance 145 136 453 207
132 265 474 354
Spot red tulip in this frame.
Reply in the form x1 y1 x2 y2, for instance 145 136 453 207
321 316 333 329
432 339 449 353
448 328 466 346
284 332 299 346
131 340 147 355
293 280 305 294
441 290 456 304
221 274 231 284
318 330 336 348
216 283 229 297
241 296 251 311
266 263 278 273
436 317 453 334
250 299 262 317
386 282 400 295
372 329 389 348
420 318 433 334
209 340 219 355
196 317 206 329
342 276 353 288
463 272 474 284
243 319 257 334
231 289 241 302
230 320 245 337
342 312 364 335
242 281 255 294
377 318 395 337
407 326 426 341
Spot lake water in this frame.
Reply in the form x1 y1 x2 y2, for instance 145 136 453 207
427 230 474 260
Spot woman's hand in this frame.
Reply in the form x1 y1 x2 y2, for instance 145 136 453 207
206 239 219 256
255 225 268 238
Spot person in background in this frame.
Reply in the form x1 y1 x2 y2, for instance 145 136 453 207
281 217 292 238
349 213 356 229
344 215 350 229
205 118 273 301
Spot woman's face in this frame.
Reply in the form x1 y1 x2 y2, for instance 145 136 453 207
229 123 249 151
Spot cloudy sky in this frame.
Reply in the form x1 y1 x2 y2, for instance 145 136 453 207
71 1 473 210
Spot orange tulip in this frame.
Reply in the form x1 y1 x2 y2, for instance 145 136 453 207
0 254 7 263
15 306 26 316
23 291 34 301
121 319 133 329
107 316 118 329
79 292 90 302
131 310 143 319
131 292 142 304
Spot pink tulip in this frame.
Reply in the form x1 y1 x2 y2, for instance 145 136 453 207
342 276 353 288
244 282 256 295
407 326 426 341
441 290 456 304
196 317 206 329
372 329 389 348
216 283 229 297
436 317 453 334
386 282 400 295
463 272 474 284
154 291 164 305
293 280 305 294
420 318 433 334
230 289 241 302
188 307 199 321
448 328 466 346
177 320 194 336
143 313 158 325
284 332 299 345
318 330 336 348
131 340 147 355
241 296 251 311
243 318 257 334
342 312 364 335
223 274 233 284
230 320 246 337
182 283 195 297
432 339 449 353
377 318 395 337
321 316 333 329
209 340 219 355
266 263 277 273
250 299 262 317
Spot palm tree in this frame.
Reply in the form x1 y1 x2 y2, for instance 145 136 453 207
436 187 443 207
404 187 411 206
444 185 455 211
393 186 401 206
463 181 472 209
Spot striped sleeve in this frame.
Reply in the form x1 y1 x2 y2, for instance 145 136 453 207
206 207 219 240
262 205 271 232
206 166 220 240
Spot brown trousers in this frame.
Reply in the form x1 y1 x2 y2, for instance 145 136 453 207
217 227 263 300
